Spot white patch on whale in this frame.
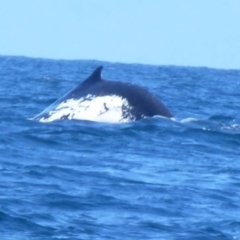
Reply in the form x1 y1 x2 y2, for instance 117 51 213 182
38 94 134 123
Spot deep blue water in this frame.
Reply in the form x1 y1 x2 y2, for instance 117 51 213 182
0 56 240 240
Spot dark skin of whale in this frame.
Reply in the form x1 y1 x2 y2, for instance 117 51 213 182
68 66 172 120
33 66 173 121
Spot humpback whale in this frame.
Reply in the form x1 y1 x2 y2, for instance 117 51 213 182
33 66 173 123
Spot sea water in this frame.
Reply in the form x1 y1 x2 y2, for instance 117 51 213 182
0 56 240 240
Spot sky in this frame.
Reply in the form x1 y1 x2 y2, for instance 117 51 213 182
0 0 240 69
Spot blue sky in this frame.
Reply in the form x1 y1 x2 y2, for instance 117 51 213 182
0 0 240 69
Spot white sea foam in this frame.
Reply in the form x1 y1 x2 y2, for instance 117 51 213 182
180 117 199 123
39 94 133 123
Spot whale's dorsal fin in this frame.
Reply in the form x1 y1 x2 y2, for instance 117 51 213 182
82 66 103 86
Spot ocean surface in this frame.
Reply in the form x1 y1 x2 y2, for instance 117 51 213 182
0 55 240 240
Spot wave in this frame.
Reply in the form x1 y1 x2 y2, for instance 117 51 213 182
179 116 240 134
